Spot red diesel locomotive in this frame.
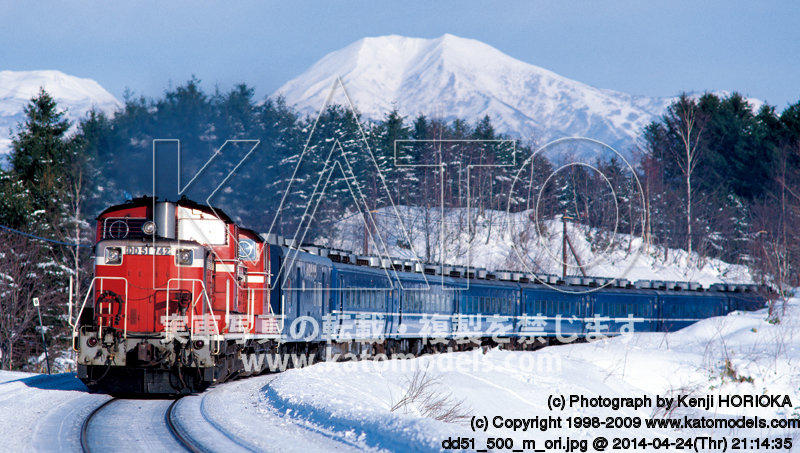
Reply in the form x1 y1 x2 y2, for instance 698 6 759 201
74 197 282 394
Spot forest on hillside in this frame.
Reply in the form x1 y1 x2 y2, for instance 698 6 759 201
1 79 799 369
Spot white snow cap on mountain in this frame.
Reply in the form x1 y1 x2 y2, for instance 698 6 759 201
0 70 120 153
276 34 759 158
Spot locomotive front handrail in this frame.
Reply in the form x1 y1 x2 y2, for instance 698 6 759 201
165 278 221 340
71 276 129 351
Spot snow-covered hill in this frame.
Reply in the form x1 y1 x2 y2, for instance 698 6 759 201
0 70 120 154
276 34 760 159
317 206 752 286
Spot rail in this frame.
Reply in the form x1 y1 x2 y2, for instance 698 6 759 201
80 397 117 453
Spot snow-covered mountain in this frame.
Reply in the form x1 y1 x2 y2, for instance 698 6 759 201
275 34 724 157
0 70 120 154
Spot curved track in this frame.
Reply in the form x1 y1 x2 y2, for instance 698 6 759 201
80 397 204 453
165 398 206 453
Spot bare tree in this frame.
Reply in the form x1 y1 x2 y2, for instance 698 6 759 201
390 365 471 424
751 143 800 319
0 232 59 370
668 95 707 255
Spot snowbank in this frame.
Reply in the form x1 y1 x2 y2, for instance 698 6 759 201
242 299 798 450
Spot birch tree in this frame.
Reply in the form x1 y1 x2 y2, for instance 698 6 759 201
667 94 707 255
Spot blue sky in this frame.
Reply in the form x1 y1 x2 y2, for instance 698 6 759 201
2 1 799 107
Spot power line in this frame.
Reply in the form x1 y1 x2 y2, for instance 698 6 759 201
0 224 91 248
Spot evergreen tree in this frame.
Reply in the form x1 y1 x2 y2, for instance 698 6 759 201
9 88 71 223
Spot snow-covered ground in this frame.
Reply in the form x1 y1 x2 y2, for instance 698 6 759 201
234 298 798 451
320 206 753 287
1 299 795 452
0 371 107 451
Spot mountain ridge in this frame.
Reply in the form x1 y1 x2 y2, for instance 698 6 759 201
275 34 759 157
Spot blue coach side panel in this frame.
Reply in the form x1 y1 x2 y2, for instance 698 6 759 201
457 279 519 339
591 288 659 335
394 272 463 339
727 291 767 312
657 290 728 332
519 284 589 338
278 247 333 341
330 262 393 341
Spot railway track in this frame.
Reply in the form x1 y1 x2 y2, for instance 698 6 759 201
80 397 206 453
165 398 206 453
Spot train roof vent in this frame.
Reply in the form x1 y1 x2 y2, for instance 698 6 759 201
423 264 438 275
673 281 689 291
414 262 424 273
709 283 726 292
565 276 582 286
519 273 531 283
497 271 513 281
282 238 297 248
612 278 630 288
441 265 453 276
688 282 703 291
303 245 321 255
543 275 560 285
635 280 653 289
726 283 741 292
580 277 595 286
379 258 392 269
651 280 667 290
485 272 497 280
476 269 488 279
594 277 612 287
451 266 466 278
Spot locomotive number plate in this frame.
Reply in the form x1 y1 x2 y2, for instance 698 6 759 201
125 246 172 255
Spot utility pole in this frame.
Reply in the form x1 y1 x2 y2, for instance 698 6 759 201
33 297 51 375
363 209 378 255
561 215 587 279
562 215 568 278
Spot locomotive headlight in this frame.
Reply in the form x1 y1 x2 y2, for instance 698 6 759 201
176 249 194 266
141 220 156 235
105 247 122 265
